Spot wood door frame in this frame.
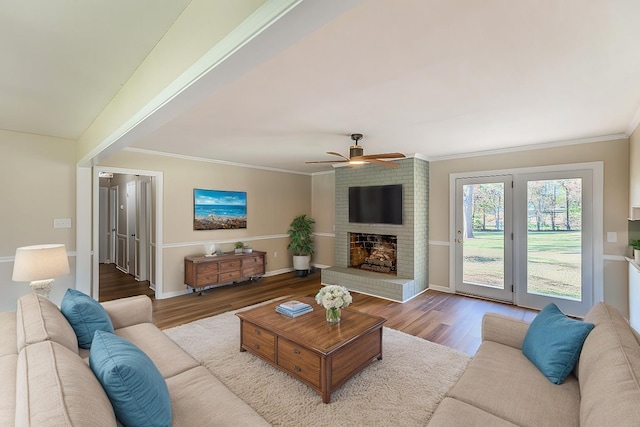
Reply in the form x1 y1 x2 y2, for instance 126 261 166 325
449 162 604 308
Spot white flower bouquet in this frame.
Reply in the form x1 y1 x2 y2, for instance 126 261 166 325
315 284 352 309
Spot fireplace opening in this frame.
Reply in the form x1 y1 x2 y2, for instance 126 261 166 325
349 233 397 275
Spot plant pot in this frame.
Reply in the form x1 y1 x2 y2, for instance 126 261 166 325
235 248 243 254
244 248 253 253
635 249 640 264
293 255 310 276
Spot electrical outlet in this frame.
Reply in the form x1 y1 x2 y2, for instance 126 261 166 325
274 251 278 258
54 218 72 228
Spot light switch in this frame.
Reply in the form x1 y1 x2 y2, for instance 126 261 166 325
607 232 617 243
54 218 72 228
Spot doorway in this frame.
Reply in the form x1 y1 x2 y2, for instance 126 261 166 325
454 175 513 302
451 163 603 317
94 168 162 300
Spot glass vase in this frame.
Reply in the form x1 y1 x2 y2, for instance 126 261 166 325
326 307 341 323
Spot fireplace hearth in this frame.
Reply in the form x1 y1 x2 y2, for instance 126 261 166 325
349 233 397 275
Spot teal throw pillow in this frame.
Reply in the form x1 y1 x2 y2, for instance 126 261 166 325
522 303 594 384
90 331 172 427
61 288 114 348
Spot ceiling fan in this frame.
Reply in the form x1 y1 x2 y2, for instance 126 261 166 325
305 133 406 168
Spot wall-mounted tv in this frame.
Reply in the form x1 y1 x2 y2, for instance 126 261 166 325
193 189 247 230
349 184 402 225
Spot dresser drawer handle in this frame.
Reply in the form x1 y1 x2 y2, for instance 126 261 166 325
255 329 261 335
254 344 260 350
293 365 301 372
293 349 300 354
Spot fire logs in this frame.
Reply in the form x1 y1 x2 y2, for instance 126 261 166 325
360 247 396 273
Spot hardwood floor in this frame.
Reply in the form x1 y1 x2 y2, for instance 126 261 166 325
99 264 537 355
99 263 155 301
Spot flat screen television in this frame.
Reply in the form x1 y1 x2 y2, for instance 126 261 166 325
349 184 402 225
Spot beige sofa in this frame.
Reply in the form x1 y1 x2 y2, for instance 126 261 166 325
1 293 269 426
428 302 640 426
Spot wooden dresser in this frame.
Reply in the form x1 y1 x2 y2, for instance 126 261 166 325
184 251 266 294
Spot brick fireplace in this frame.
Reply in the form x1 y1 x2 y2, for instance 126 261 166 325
321 157 429 302
349 233 397 275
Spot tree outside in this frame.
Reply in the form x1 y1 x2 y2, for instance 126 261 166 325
462 179 582 300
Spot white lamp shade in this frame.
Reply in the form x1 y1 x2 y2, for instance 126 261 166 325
12 244 70 282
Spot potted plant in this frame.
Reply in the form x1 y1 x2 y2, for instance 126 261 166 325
287 214 315 276
631 240 640 264
234 242 244 254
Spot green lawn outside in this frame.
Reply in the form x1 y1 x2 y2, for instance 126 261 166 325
463 231 581 299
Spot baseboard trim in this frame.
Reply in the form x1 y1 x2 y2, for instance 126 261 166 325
157 288 191 299
157 268 295 299
428 284 454 293
263 267 294 277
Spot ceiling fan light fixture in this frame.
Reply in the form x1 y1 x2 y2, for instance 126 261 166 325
305 133 405 168
349 145 364 158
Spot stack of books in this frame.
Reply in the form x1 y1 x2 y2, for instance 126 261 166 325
276 300 313 318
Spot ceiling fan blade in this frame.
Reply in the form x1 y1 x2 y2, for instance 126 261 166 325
305 160 349 164
367 158 399 168
327 151 349 161
360 153 406 160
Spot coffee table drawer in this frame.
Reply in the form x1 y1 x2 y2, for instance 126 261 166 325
277 338 320 387
242 323 275 362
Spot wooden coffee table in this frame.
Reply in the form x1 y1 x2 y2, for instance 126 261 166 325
236 297 385 403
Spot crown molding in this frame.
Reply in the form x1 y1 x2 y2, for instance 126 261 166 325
627 106 640 137
311 169 336 176
427 133 628 162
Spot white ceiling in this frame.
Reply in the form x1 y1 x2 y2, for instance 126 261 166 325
0 0 190 139
4 1 640 174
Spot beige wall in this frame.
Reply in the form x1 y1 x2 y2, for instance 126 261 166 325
311 171 336 267
429 138 630 316
99 149 312 296
0 130 77 310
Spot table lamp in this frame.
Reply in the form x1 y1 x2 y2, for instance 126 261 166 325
12 244 70 298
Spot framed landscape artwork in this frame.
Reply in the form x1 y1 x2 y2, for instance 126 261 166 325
193 189 247 230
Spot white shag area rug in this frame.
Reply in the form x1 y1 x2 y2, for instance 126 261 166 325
164 306 471 426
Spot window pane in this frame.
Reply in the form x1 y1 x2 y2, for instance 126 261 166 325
526 179 582 300
462 183 505 288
